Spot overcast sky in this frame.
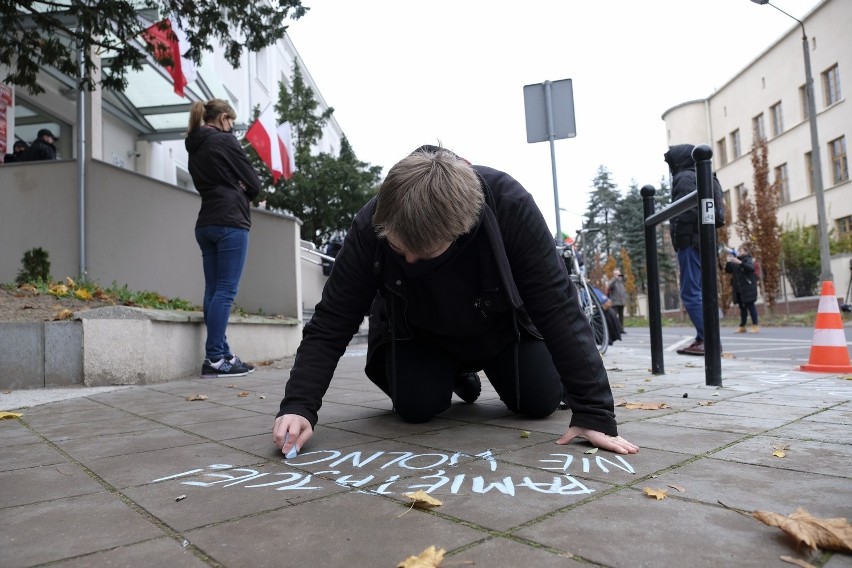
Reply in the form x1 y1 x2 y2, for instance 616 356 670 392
285 0 821 234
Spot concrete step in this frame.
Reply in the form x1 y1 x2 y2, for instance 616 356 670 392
1 306 302 389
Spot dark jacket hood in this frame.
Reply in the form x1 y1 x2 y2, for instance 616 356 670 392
185 126 219 154
664 144 695 174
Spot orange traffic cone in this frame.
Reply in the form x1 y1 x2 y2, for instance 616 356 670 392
799 281 852 372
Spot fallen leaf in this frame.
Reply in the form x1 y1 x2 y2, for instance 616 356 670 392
624 402 669 410
18 283 37 292
698 401 716 406
637 388 645 393
2 390 11 394
49 283 69 297
65 277 76 288
227 384 236 388
403 490 443 509
0 411 23 419
185 394 208 401
643 487 668 500
668 484 686 493
773 444 790 458
74 288 92 301
644 378 651 382
723 352 736 359
753 507 852 551
175 494 187 501
779 556 816 568
611 383 625 389
773 450 787 458
53 309 74 321
520 430 531 438
397 545 446 568
237 391 250 397
584 447 599 454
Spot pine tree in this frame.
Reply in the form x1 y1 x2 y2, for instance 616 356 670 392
583 165 620 260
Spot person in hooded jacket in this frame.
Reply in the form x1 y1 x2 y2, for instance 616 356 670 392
665 143 724 356
273 146 639 458
186 99 261 378
725 243 760 333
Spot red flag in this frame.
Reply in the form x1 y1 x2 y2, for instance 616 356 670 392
142 19 188 97
246 106 296 183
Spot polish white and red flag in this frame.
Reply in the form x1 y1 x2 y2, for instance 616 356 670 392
142 15 197 97
245 106 296 183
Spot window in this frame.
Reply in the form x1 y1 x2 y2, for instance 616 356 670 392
837 215 852 240
770 102 783 137
805 152 814 194
752 113 766 142
717 138 728 166
823 64 842 106
723 190 731 221
799 84 810 120
735 183 748 208
829 136 848 184
731 129 741 159
774 163 790 204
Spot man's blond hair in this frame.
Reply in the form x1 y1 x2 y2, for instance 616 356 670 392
373 148 483 254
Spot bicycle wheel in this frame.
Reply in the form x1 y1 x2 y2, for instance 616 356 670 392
578 280 609 354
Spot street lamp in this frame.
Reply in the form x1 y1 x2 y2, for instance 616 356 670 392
750 0 833 283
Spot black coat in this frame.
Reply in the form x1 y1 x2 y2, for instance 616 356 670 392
185 126 261 230
278 163 617 435
21 138 57 161
665 144 725 251
726 254 758 305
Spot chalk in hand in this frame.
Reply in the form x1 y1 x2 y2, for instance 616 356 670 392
286 446 299 459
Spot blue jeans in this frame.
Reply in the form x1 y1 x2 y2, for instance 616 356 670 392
195 226 249 361
677 246 704 341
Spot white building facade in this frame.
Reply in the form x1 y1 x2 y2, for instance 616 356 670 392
662 0 850 289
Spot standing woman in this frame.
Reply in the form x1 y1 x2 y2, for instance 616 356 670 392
186 99 262 377
725 243 760 333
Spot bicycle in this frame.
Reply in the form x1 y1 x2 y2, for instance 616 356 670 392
557 230 609 354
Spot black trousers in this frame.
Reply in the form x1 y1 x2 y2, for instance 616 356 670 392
369 335 563 423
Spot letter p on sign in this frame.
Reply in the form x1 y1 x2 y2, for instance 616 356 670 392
701 199 715 225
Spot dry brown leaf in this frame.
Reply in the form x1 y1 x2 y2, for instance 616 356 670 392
624 402 669 410
779 556 816 568
668 484 686 493
698 401 716 406
53 308 74 321
185 394 208 401
0 411 23 419
237 391 250 397
643 487 668 500
611 383 625 389
403 490 443 509
227 383 236 388
397 545 445 568
753 508 852 551
723 352 736 359
773 450 787 458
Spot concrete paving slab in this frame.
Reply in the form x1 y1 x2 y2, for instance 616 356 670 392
0 419 42 447
50 537 211 568
458 537 587 566
182 490 489 568
145 404 263 427
804 405 852 425
34 414 164 442
0 462 105 507
711 435 852 478
641 409 790 434
641 457 852 517
54 427 203 461
82 442 266 490
0 492 163 568
616 420 744 455
315 399 394 424
514 489 815 568
181 413 271 441
325 412 467 438
2 441 68 471
397 422 557 456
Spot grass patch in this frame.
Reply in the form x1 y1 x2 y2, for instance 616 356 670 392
4 277 199 311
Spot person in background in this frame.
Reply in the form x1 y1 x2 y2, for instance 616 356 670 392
665 144 724 356
3 140 29 163
186 99 262 378
322 234 344 276
593 287 623 346
606 269 627 333
21 129 58 161
273 146 639 459
726 243 759 333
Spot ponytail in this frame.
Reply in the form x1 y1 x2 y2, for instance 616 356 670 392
186 99 237 135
